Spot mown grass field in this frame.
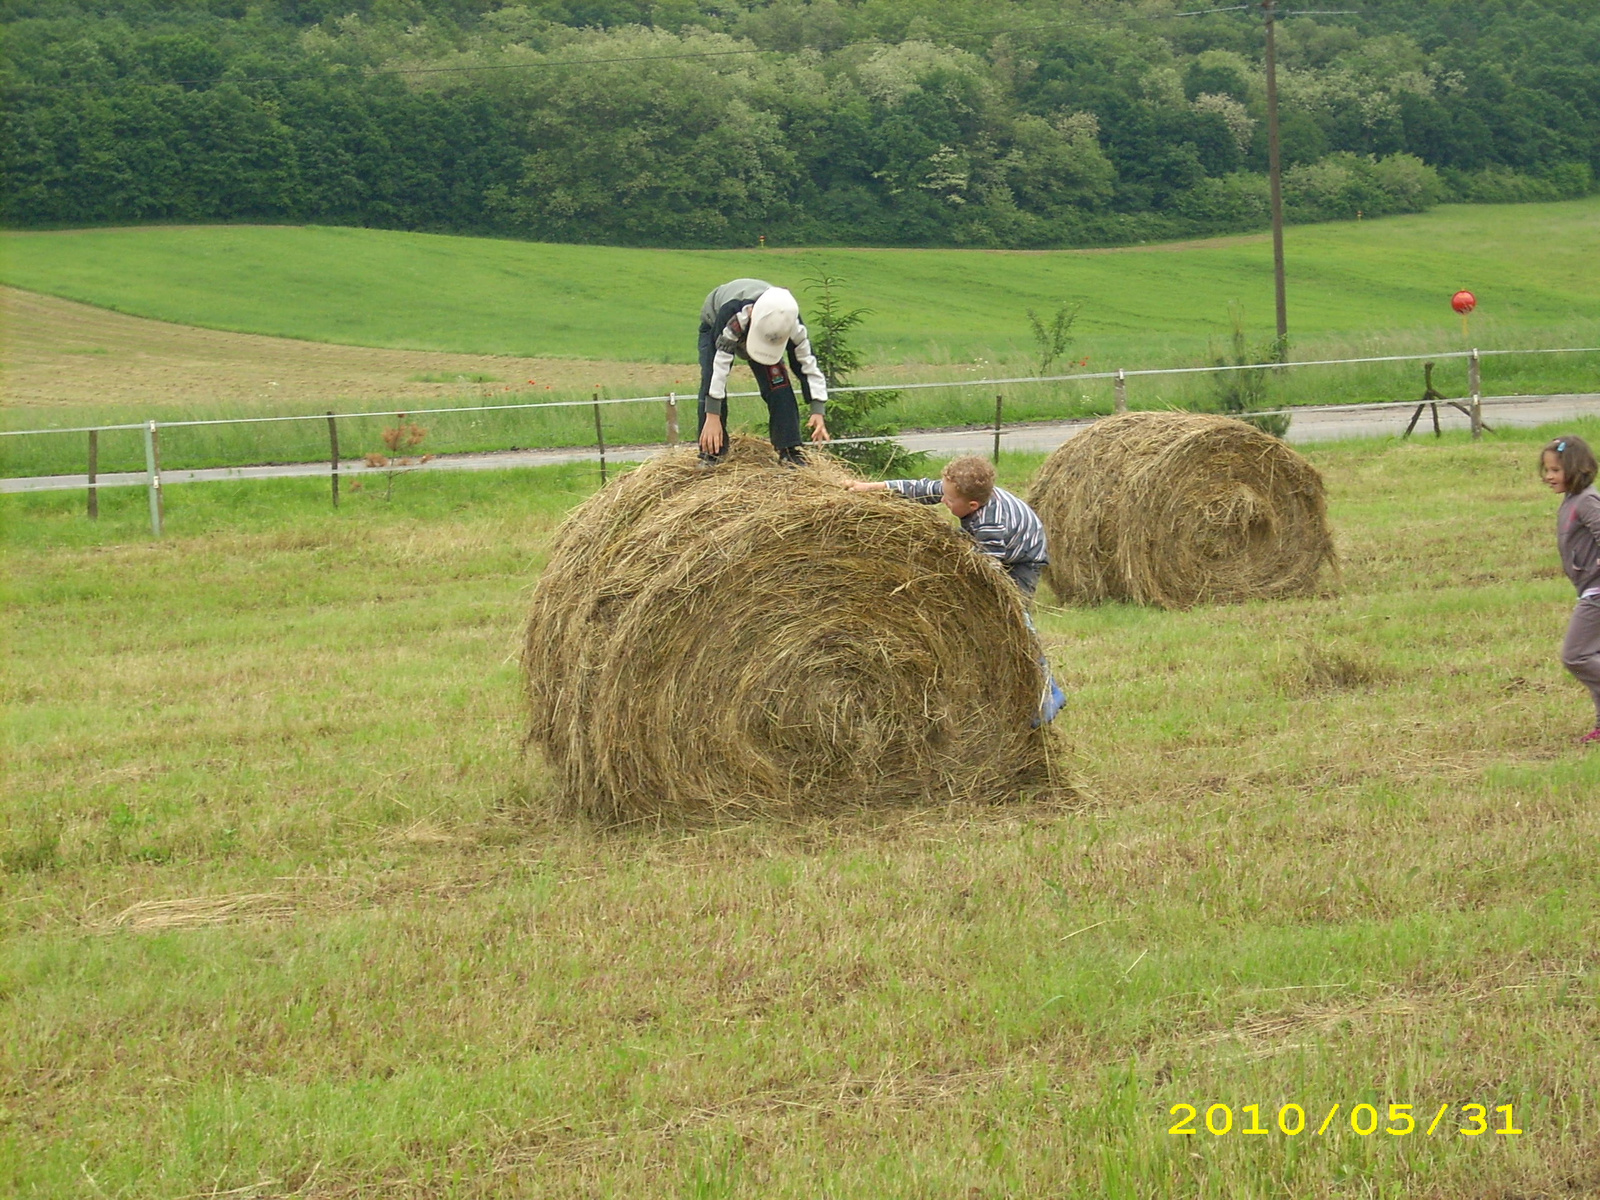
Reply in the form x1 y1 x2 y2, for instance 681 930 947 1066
4 424 1599 1197
5 201 1600 366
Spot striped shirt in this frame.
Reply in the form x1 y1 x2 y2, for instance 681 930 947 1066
884 480 1049 566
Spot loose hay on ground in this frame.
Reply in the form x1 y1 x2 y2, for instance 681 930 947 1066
523 438 1051 824
1028 411 1335 608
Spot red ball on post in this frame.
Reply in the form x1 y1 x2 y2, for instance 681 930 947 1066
1451 290 1477 314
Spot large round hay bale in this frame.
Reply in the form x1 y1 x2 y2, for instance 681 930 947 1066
523 438 1050 823
1028 411 1334 608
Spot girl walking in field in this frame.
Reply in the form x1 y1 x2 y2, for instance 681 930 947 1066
1542 435 1600 745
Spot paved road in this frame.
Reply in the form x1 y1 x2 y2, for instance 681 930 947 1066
6 392 1599 494
911 392 1600 455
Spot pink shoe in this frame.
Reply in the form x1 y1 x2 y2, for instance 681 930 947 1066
1580 727 1600 746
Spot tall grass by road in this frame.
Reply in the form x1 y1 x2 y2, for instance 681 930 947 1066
3 427 1599 1195
6 336 1599 479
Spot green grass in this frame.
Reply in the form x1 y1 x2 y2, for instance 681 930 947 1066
5 202 1600 477
4 425 1600 1195
0 395 696 478
5 343 1599 480
5 200 1599 367
408 371 502 384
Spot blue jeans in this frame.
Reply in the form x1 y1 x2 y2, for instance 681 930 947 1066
1023 609 1066 727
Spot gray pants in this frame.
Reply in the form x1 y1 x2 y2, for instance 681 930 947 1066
1560 597 1600 724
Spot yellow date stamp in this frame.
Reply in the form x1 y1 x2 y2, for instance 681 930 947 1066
1168 1102 1523 1138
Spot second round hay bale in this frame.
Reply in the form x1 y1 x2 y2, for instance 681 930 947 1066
523 438 1051 823
1028 411 1334 608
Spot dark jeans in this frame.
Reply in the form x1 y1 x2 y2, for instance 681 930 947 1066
1007 561 1044 607
697 323 804 453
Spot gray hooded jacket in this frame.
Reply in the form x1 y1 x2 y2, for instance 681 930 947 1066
1558 484 1600 597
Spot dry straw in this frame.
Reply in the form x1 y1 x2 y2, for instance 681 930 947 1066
524 437 1052 824
1028 411 1335 609
101 893 293 933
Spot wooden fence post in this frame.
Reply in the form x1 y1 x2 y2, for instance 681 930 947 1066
665 392 679 445
143 420 163 538
1469 348 1482 440
87 429 99 520
1114 368 1127 413
593 393 607 484
327 412 340 508
992 393 1004 463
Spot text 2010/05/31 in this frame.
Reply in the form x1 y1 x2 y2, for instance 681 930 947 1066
1168 1102 1524 1138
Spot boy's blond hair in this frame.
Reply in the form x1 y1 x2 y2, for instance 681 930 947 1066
942 456 996 505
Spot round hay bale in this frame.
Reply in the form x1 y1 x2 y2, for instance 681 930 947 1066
1028 411 1334 609
524 437 1050 823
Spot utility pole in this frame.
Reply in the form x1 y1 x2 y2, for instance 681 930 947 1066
1263 0 1288 359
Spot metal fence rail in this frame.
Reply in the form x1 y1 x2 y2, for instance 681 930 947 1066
5 345 1597 440
4 345 1597 536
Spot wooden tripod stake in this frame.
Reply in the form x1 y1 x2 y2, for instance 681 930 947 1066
1403 361 1492 438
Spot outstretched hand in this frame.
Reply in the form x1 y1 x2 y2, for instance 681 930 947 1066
847 480 885 493
807 414 831 443
699 412 726 456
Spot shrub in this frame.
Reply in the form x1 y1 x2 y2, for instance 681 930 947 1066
1445 162 1594 204
1175 172 1270 230
1284 152 1442 222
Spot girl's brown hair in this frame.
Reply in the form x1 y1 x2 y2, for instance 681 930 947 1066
1542 435 1598 494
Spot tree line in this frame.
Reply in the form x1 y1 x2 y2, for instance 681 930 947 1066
3 0 1597 247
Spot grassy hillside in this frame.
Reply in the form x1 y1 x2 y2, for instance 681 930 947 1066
4 428 1599 1195
4 199 1599 368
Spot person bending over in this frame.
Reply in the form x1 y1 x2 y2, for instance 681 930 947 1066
698 279 831 467
849 456 1064 725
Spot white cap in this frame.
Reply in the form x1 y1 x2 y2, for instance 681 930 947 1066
746 288 799 365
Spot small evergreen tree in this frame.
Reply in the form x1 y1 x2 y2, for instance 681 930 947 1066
803 270 926 477
1212 304 1290 438
362 416 431 500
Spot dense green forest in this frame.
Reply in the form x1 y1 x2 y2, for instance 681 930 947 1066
3 0 1597 247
